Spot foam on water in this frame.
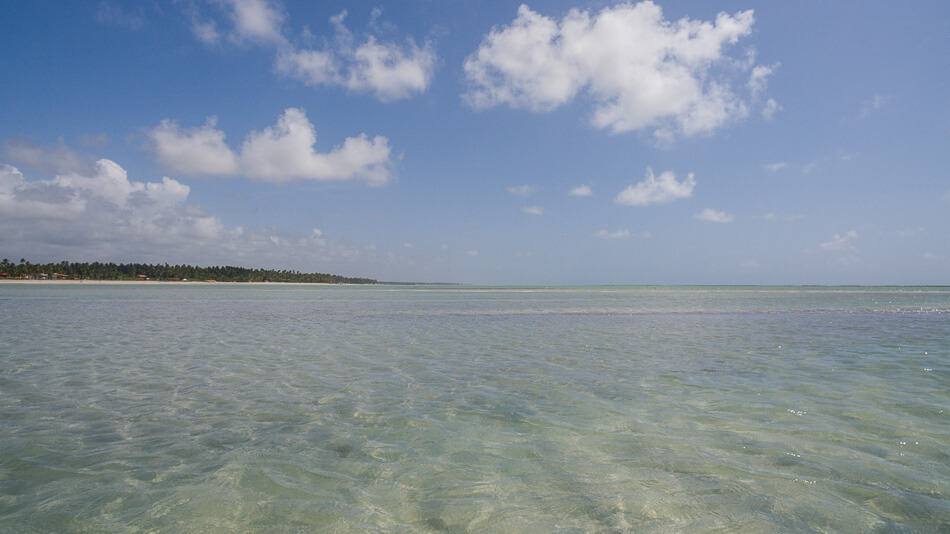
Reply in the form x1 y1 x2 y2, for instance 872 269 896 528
1 285 948 532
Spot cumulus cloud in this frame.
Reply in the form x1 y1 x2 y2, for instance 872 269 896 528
224 0 286 45
521 205 543 215
149 108 393 185
694 208 734 223
0 160 223 256
193 2 435 101
763 161 787 172
149 117 239 176
276 19 436 101
0 159 385 275
52 159 149 207
594 229 630 239
568 184 592 197
464 2 775 140
507 184 538 196
820 230 858 251
0 164 86 220
336 13 435 100
615 168 695 206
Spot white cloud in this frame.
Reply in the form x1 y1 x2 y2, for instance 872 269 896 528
694 208 734 223
594 229 630 239
747 64 777 95
191 19 221 45
344 36 436 101
149 117 240 176
568 184 592 197
764 161 787 172
466 249 479 256
196 2 435 101
52 159 146 207
0 159 392 276
762 98 781 120
0 164 85 220
276 30 436 101
464 2 771 140
615 168 695 206
522 206 543 215
507 184 537 196
240 108 391 184
310 228 326 246
275 49 339 86
149 108 392 185
820 230 858 251
0 160 222 253
225 0 286 45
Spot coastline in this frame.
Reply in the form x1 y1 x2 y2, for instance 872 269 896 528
0 279 336 286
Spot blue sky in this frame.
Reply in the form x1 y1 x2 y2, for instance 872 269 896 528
1 1 947 284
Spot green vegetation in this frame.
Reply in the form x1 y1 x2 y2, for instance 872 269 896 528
0 258 375 284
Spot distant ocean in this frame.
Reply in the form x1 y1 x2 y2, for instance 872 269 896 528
1 285 948 532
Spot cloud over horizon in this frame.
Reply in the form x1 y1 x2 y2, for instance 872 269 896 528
1 160 223 257
820 230 858 252
464 2 774 140
0 159 386 275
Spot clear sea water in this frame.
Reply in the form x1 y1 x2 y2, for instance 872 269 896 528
1 284 948 533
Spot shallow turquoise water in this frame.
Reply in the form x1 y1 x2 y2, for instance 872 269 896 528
1 285 948 532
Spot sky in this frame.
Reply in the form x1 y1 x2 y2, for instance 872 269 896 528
1 0 948 285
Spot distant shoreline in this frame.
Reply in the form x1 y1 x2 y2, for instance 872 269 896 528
1 280 947 291
0 279 339 286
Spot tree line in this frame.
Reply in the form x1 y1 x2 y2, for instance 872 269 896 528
0 258 376 284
